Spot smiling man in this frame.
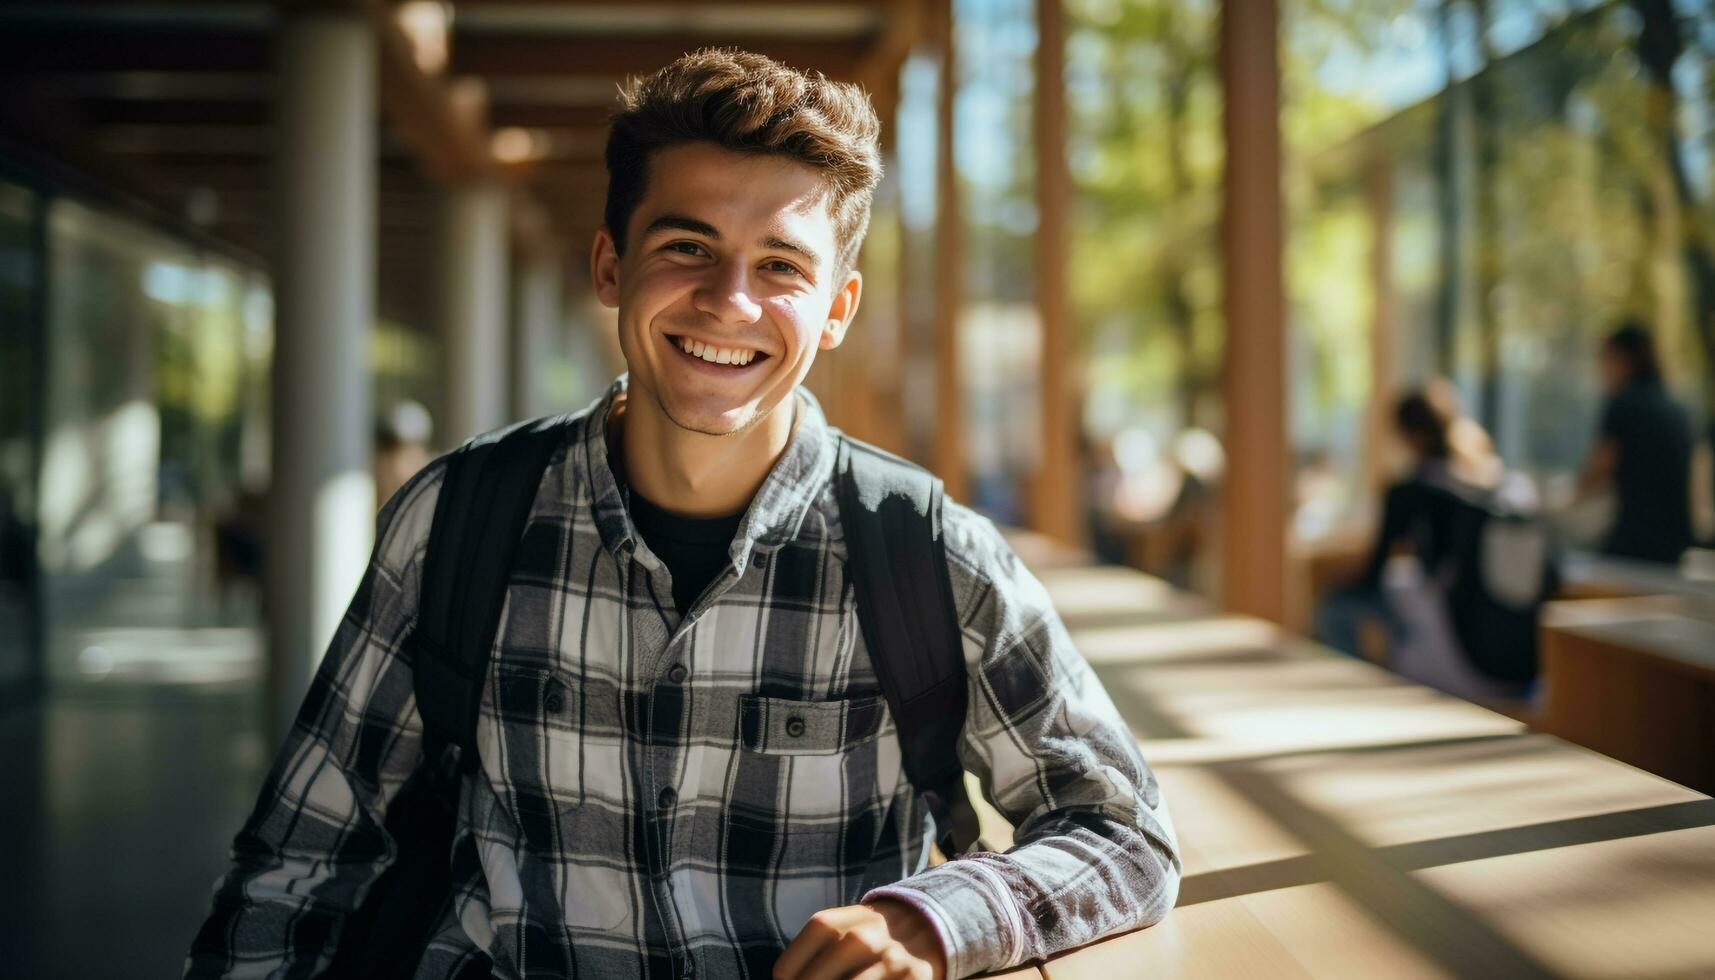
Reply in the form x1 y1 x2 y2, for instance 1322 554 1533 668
187 50 1178 980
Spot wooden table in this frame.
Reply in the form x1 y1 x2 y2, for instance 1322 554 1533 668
1558 551 1715 601
975 562 1715 979
1536 595 1715 796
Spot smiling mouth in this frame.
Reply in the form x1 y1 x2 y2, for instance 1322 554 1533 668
664 333 771 370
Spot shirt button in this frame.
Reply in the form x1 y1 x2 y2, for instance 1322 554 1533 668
666 663 688 684
784 716 806 738
754 552 769 569
543 682 565 715
658 786 677 809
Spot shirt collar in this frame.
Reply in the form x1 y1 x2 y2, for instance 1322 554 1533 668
578 374 836 573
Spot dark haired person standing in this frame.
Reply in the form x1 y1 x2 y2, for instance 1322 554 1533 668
186 50 1178 980
1580 321 1694 565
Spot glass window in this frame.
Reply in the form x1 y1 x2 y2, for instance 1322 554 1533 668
40 199 272 683
1285 0 1715 546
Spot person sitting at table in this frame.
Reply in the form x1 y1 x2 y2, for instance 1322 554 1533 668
1577 320 1694 565
1314 387 1536 700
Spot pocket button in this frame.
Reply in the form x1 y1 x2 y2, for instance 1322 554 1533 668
543 682 565 715
784 715 806 739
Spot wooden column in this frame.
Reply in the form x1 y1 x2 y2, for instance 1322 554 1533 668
842 53 905 451
870 60 908 457
1030 0 1081 546
1219 0 1289 623
1363 153 1398 497
932 0 968 501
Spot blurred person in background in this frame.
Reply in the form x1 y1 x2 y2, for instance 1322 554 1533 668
1577 320 1694 565
374 399 435 511
1316 390 1479 660
1081 432 1129 566
1425 377 1503 490
1315 386 1549 700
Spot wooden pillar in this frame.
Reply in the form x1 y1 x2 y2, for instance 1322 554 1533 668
870 61 907 457
1363 153 1398 496
843 55 903 451
1030 0 1081 546
932 0 968 501
1219 0 1288 623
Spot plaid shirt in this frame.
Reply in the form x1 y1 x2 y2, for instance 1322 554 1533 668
187 378 1180 980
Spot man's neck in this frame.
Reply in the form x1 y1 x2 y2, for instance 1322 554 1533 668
610 387 799 519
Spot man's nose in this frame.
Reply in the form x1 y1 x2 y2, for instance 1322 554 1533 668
692 261 763 324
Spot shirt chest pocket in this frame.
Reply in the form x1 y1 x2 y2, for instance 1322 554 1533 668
729 693 891 833
738 693 887 756
480 663 588 819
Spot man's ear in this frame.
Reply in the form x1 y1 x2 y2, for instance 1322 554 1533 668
819 270 863 351
591 226 621 308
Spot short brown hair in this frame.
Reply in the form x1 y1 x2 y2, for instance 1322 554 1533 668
604 48 883 276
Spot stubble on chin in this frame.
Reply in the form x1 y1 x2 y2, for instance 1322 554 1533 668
654 385 777 438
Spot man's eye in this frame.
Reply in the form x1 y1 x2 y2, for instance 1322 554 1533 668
764 260 803 277
666 241 707 256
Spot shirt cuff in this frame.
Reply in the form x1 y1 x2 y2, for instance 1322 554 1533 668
863 857 1030 978
863 885 956 974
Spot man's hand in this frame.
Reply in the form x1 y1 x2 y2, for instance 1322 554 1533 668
773 898 949 980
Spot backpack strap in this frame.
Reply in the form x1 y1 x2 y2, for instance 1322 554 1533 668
336 416 571 980
833 435 984 857
414 414 573 764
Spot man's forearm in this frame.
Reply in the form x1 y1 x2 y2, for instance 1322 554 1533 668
862 808 1179 977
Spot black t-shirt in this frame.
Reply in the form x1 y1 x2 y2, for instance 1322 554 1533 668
1599 379 1693 564
610 456 744 615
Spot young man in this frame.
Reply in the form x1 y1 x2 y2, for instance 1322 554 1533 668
187 50 1178 980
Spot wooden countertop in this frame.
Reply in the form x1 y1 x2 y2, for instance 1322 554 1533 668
1541 594 1715 677
975 559 1715 979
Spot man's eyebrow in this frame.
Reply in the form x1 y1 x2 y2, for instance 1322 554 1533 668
765 235 822 269
642 214 720 239
641 214 822 268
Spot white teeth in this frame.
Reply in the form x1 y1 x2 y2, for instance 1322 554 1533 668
676 336 759 366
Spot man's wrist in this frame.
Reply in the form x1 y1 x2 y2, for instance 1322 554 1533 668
863 889 954 977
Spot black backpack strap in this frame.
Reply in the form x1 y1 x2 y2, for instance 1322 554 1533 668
335 415 571 979
414 414 573 763
833 435 984 857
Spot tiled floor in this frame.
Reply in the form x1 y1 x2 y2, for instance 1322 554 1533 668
0 678 267 979
2 548 268 979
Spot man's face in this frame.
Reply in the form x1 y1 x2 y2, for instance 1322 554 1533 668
591 142 862 436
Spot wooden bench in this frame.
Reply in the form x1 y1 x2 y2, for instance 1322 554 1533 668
972 559 1715 979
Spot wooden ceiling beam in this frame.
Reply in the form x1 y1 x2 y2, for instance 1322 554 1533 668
488 103 614 129
449 35 868 80
363 0 496 182
0 29 269 74
82 98 268 126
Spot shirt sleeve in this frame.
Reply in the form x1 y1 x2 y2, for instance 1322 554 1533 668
1357 482 1413 590
863 502 1181 978
184 461 446 979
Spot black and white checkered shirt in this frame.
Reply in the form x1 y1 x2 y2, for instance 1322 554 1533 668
187 378 1180 980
